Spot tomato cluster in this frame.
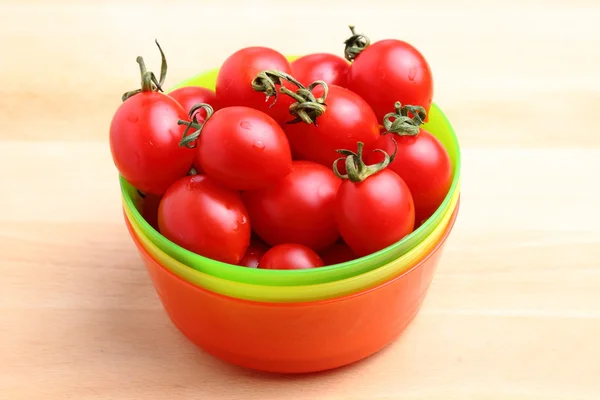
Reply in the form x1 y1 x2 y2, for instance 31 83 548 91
109 27 452 270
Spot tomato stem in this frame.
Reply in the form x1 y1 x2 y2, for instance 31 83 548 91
122 39 168 102
178 103 215 148
252 70 329 125
343 25 370 62
333 140 397 183
251 70 304 108
282 80 328 125
382 101 427 136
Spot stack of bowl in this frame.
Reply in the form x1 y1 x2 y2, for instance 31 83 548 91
119 62 462 374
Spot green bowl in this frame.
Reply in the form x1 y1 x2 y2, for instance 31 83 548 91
120 58 462 286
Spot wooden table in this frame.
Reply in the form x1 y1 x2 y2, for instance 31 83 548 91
2 1 599 398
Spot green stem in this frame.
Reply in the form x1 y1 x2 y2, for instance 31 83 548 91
343 25 370 62
178 103 215 148
333 140 397 183
283 80 329 125
252 70 330 125
121 39 168 102
251 70 305 108
382 101 427 136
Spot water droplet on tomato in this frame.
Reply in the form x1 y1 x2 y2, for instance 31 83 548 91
240 121 252 130
127 115 139 123
253 141 265 151
240 215 247 225
408 67 417 81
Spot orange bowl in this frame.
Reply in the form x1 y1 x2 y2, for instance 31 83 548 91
125 201 459 374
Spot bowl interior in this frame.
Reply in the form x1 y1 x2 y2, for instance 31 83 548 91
123 192 459 303
120 57 462 286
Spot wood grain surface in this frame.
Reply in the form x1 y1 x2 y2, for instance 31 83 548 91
1 1 600 399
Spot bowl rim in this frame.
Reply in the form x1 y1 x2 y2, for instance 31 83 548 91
129 198 460 307
120 58 462 282
124 188 458 302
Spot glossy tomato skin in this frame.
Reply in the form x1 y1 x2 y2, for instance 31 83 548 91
291 53 349 87
109 92 194 195
319 243 356 266
157 175 251 264
238 239 270 268
169 86 221 173
196 106 293 191
216 47 295 124
242 160 341 251
260 244 324 270
168 86 219 121
367 130 452 225
335 169 415 257
283 85 380 168
348 39 433 123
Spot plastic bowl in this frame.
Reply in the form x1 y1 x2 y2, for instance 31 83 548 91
122 191 459 303
120 64 461 287
126 201 459 373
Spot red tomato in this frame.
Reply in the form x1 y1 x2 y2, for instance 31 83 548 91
291 53 349 87
110 92 193 196
169 86 220 174
169 86 219 121
346 27 433 123
242 160 341 251
367 102 452 225
260 244 324 270
334 142 415 257
238 239 270 268
216 47 296 124
181 106 293 191
157 174 251 264
319 243 356 266
282 84 380 168
110 42 194 195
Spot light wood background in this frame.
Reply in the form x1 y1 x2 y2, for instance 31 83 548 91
1 1 600 399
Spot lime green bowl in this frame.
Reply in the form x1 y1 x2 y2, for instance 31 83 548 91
120 58 462 286
123 191 459 302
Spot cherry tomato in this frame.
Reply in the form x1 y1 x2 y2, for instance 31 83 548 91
345 27 433 123
169 87 220 173
238 239 270 268
216 47 296 124
169 86 219 121
110 92 193 196
319 243 356 266
282 84 380 168
181 106 293 191
334 142 415 257
367 103 452 225
109 43 194 195
157 174 251 264
260 244 324 270
242 160 341 251
291 53 349 87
